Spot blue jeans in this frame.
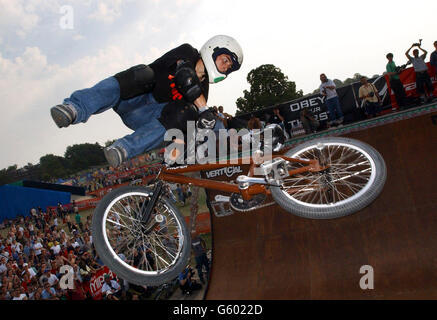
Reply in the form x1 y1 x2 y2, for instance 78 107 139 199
64 76 167 159
325 96 344 123
195 253 210 282
364 101 382 117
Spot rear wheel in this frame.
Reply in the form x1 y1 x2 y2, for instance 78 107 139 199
271 137 386 219
91 186 191 286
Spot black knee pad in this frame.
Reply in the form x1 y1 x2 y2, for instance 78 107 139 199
114 64 155 100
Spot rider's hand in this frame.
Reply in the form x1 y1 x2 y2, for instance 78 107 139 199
175 61 202 103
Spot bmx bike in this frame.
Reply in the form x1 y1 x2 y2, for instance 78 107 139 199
91 132 386 286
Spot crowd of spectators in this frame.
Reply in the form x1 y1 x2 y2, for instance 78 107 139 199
46 151 163 193
0 205 154 300
238 40 437 137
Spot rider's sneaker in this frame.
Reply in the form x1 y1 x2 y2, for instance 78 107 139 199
104 145 127 168
50 103 77 128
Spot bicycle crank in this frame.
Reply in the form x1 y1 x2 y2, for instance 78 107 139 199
229 193 275 212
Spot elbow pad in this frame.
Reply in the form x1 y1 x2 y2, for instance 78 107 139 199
174 61 202 103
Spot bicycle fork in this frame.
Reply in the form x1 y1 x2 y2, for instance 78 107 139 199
141 180 163 225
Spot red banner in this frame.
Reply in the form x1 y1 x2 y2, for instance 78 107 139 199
83 266 117 300
385 63 437 109
184 212 211 234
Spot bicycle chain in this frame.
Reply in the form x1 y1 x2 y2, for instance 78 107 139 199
229 199 276 213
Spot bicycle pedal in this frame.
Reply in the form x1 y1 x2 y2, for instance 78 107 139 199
210 197 234 218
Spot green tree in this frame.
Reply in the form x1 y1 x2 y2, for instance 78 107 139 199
39 154 70 181
0 165 18 185
64 143 106 172
235 64 303 115
343 73 364 86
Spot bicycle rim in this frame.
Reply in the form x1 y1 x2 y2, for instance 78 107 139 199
281 141 376 208
101 191 185 276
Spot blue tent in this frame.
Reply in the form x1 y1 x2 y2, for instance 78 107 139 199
0 185 70 221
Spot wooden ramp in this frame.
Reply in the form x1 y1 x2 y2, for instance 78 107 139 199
204 108 437 299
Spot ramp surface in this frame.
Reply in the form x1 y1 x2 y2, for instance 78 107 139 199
205 107 437 299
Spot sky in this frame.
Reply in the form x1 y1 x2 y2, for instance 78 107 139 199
1 0 436 170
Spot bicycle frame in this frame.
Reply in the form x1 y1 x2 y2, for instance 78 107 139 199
156 154 323 201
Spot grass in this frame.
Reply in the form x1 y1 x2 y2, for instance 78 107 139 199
174 188 209 217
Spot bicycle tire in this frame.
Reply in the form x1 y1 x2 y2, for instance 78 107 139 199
271 137 386 219
91 185 191 286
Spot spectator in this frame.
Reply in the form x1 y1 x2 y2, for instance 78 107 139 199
191 232 210 284
269 107 285 131
431 41 437 75
176 184 185 205
30 208 38 224
300 108 320 134
211 106 226 133
385 53 408 110
0 257 7 274
24 262 37 279
56 203 64 219
319 73 344 127
247 114 262 130
178 266 202 295
11 287 28 300
217 106 233 129
66 279 87 300
181 184 190 205
41 280 59 300
405 43 435 103
358 76 382 118
75 212 83 232
101 274 121 300
45 269 59 287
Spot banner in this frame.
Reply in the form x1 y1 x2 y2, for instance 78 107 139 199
104 164 161 182
83 266 117 300
86 176 155 197
385 63 437 108
184 212 211 234
236 76 391 131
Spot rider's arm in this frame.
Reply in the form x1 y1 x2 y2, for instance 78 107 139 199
174 60 204 105
193 94 208 111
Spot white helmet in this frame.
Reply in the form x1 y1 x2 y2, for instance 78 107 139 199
200 35 243 84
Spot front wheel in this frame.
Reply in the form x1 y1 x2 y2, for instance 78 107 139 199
271 137 386 219
91 185 191 286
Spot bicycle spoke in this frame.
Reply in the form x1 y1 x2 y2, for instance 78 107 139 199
281 143 374 206
102 192 184 276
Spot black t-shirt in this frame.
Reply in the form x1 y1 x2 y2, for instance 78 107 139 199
149 43 209 103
